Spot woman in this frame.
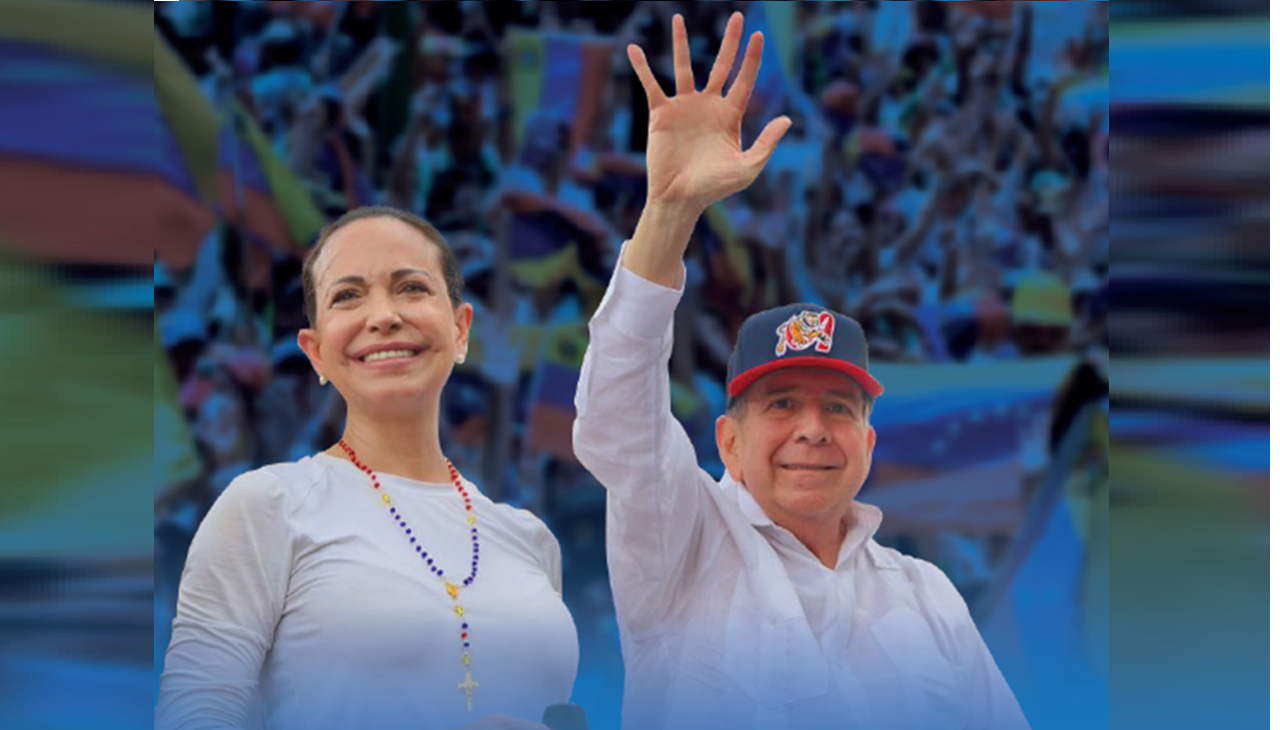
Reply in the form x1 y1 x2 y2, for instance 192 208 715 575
157 206 578 730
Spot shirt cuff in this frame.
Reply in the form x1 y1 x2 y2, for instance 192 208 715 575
593 240 685 340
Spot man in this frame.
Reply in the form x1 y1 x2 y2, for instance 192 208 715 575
572 13 1029 730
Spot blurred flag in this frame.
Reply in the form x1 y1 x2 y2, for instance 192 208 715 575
526 321 589 461
505 30 613 159
219 101 327 253
727 1 796 120
0 256 153 558
860 356 1076 533
861 356 1111 730
976 399 1109 730
0 2 216 268
506 210 595 291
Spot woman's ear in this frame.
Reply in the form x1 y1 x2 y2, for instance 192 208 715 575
298 328 324 381
454 302 474 353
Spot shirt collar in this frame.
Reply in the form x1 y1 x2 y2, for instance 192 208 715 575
719 471 891 568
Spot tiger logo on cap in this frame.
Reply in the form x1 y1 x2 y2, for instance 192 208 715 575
775 310 835 357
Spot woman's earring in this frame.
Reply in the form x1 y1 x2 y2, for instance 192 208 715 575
318 374 328 386
454 351 467 365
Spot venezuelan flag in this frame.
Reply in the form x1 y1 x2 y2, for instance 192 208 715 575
219 101 328 252
506 211 588 290
0 2 216 267
505 30 613 158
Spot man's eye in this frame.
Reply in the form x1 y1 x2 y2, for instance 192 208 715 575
401 282 431 294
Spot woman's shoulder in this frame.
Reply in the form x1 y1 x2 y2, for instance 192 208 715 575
217 455 335 513
478 498 563 587
472 492 558 549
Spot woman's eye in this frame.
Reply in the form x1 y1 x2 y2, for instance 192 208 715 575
332 289 358 304
401 282 431 294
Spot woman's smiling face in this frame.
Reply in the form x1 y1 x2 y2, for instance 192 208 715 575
298 216 471 412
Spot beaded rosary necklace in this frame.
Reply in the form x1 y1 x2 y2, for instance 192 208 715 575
336 440 482 712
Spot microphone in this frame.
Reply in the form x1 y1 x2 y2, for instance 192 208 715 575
541 703 589 730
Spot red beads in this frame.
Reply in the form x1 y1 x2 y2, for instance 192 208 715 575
335 438 481 685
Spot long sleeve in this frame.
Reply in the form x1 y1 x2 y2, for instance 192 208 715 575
156 470 294 730
572 255 708 636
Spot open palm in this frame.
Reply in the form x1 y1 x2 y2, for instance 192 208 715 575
629 12 792 210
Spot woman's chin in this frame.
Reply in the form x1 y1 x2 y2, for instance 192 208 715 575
349 381 441 410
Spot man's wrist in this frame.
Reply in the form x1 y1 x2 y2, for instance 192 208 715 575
623 198 706 289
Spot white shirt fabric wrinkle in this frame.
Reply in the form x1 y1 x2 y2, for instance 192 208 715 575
573 247 1031 730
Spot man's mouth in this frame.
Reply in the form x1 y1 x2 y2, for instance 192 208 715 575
780 464 838 471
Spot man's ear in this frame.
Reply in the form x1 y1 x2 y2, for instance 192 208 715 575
715 415 744 482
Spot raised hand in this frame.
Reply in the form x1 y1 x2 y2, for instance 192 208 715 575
628 12 792 211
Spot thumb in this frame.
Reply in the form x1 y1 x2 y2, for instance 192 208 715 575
744 116 793 171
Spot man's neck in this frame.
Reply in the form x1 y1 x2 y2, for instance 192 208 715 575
784 513 852 570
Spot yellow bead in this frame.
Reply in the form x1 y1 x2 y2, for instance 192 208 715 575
467 515 477 525
382 493 391 504
455 604 465 617
463 654 471 666
445 582 459 599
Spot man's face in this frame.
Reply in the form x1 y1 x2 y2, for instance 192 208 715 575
716 368 876 534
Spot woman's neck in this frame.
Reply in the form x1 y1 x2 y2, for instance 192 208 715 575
329 406 452 484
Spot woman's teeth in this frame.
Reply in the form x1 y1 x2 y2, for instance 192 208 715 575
363 349 416 362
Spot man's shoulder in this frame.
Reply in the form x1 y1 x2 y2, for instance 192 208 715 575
865 540 965 601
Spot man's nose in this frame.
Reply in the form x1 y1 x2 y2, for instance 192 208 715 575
794 405 831 445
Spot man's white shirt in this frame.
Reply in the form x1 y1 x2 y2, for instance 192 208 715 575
573 252 1030 730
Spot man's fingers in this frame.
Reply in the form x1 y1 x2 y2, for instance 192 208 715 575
745 115 793 170
704 11 743 96
671 14 695 95
627 44 666 109
726 32 764 111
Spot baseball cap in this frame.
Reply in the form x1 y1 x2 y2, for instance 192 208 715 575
726 304 885 399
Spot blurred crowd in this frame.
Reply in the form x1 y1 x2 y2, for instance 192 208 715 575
154 1 1109 719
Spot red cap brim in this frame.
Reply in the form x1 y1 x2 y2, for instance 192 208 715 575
728 356 885 399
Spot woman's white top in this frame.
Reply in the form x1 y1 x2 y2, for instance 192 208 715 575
157 454 578 730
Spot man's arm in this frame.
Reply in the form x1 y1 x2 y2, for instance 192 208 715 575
572 11 790 630
621 12 791 287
